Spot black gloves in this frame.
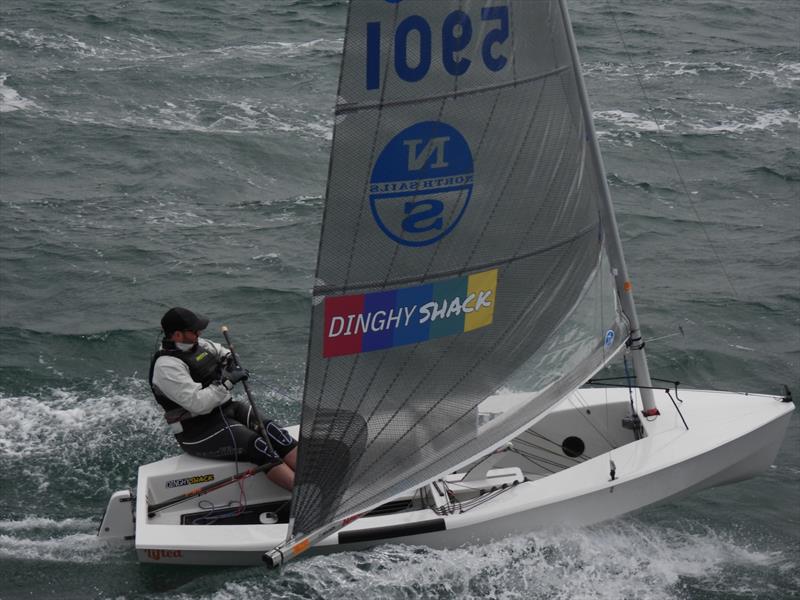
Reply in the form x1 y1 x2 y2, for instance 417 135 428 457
221 365 248 390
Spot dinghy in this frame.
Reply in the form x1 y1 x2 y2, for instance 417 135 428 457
98 0 794 566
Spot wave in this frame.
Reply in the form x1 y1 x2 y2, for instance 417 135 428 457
145 520 790 600
0 73 36 113
0 385 166 461
747 165 800 182
0 532 131 564
0 516 97 532
0 27 342 65
688 108 798 136
0 512 130 565
586 58 800 90
25 97 334 140
594 106 797 139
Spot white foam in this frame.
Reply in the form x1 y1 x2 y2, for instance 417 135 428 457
216 38 343 60
586 58 800 90
594 109 662 132
0 532 130 563
251 253 280 262
0 73 36 113
743 61 800 89
0 385 164 460
154 521 786 600
81 98 335 140
692 108 798 135
0 516 97 532
594 105 797 139
0 28 99 56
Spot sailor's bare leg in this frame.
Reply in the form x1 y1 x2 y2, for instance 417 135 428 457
282 447 297 471
267 462 295 491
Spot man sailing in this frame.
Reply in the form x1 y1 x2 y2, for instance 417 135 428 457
149 307 297 490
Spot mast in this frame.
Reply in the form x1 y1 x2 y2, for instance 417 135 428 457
557 0 658 415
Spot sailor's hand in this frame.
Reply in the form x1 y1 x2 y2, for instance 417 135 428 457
221 366 249 390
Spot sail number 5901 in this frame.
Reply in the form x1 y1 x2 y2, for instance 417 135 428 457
366 7 509 90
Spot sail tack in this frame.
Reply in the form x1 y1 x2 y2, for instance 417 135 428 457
290 0 629 538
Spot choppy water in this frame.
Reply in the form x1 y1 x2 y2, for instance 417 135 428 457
1 1 798 598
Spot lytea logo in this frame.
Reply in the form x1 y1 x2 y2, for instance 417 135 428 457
144 548 183 561
323 269 497 358
369 121 474 247
165 473 215 488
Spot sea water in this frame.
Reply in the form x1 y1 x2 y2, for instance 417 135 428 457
1 1 798 598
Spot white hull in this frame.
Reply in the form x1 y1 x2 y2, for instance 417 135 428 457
98 387 793 566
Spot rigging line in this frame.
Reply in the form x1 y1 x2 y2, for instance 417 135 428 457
219 405 247 516
604 1 738 298
598 222 611 442
508 448 560 475
438 486 512 515
335 66 571 114
524 396 618 453
566 395 619 449
514 437 592 463
508 445 582 470
517 432 592 460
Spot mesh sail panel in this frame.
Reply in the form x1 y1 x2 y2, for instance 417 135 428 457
290 0 628 537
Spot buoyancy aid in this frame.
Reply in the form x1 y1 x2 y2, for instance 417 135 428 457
148 340 223 417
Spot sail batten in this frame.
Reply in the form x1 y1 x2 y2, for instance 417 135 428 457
288 0 631 541
313 222 598 295
336 65 572 114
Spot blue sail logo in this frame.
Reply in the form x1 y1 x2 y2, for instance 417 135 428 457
369 121 474 247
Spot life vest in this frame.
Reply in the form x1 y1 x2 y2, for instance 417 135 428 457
148 340 222 415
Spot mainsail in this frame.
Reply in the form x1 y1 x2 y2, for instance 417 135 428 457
289 0 632 542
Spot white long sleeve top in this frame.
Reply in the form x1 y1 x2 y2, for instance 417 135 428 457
151 339 233 416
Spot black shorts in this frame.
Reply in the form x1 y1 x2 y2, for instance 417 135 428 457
176 401 297 467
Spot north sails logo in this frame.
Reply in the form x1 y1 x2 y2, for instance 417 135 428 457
370 121 474 247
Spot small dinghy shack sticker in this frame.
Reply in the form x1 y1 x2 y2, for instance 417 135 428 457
166 473 215 488
323 269 497 358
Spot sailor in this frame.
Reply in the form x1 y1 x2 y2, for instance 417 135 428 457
149 307 297 490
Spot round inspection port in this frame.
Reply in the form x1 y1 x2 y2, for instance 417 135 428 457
561 436 585 458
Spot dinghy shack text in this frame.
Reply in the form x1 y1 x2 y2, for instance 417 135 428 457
323 269 497 358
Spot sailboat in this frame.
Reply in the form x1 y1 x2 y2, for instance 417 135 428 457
98 0 793 566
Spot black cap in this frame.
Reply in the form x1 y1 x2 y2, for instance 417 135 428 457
161 307 210 335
